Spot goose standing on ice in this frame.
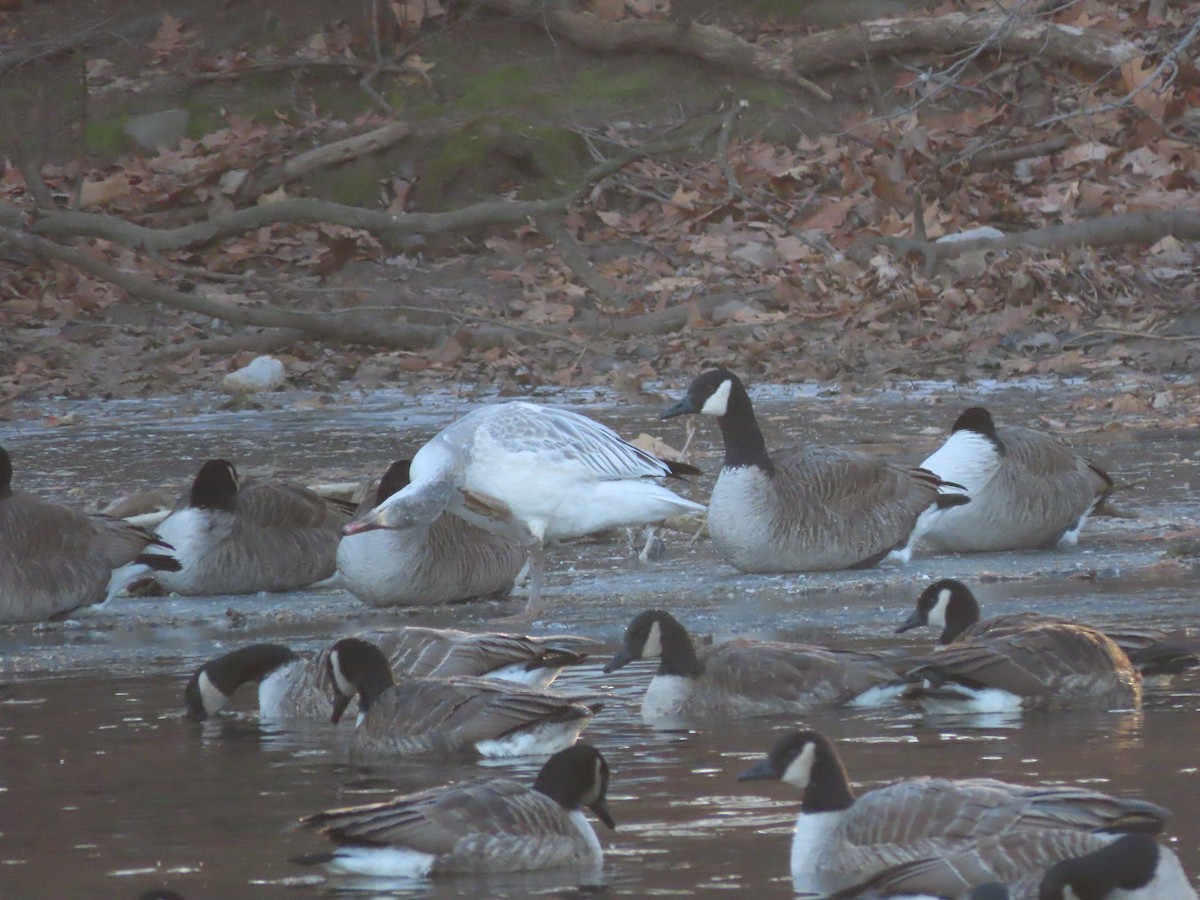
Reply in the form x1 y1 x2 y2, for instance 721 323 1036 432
918 407 1112 552
343 402 704 617
661 369 968 572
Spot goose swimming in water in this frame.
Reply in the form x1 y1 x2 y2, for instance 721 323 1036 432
343 401 704 617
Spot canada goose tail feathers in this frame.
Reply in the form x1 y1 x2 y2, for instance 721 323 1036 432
526 647 590 671
136 550 182 572
935 492 971 510
663 459 703 479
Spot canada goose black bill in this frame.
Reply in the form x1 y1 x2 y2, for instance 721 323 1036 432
662 369 969 573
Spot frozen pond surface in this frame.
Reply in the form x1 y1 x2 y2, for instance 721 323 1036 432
2 378 1198 897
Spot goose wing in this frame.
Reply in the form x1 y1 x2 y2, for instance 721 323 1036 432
700 640 897 706
303 778 575 851
372 627 594 679
469 402 673 480
237 479 351 529
992 426 1113 507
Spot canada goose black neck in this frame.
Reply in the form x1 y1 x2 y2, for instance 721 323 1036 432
952 407 1005 454
715 376 775 475
654 612 704 678
375 460 412 505
184 643 300 719
1039 833 1159 899
189 459 239 511
0 446 12 499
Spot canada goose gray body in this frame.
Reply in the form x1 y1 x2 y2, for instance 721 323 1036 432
337 460 526 607
662 370 968 572
899 579 1193 681
329 637 598 758
830 832 1196 899
918 407 1113 552
342 401 704 615
368 625 594 689
603 610 903 721
0 445 179 623
153 459 351 595
183 643 332 720
737 730 1170 894
300 743 615 877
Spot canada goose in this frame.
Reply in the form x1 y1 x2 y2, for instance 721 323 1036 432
0 444 180 624
184 628 595 720
299 743 614 876
368 625 594 689
898 579 1193 681
918 407 1113 552
602 610 903 722
828 832 1196 899
661 369 969 572
736 729 1170 894
329 637 599 758
341 401 704 616
151 459 352 595
337 460 527 607
183 643 331 721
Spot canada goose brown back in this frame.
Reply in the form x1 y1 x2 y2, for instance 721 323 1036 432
153 459 350 595
919 407 1112 552
337 460 526 607
662 370 968 572
0 445 179 623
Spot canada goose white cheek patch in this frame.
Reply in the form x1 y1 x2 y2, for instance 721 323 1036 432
330 650 356 699
197 670 226 715
781 742 816 790
928 588 952 629
699 379 733 417
642 621 663 659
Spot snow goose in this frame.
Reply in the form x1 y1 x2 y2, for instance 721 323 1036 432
603 609 903 722
736 729 1170 895
152 459 351 595
328 637 599 759
342 401 704 616
0 444 179 623
661 369 968 572
918 407 1113 552
299 743 614 877
336 460 526 607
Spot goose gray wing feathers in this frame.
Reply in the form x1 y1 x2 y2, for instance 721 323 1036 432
370 627 593 682
904 624 1140 708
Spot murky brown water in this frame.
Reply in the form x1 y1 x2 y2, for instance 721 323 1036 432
2 381 1199 897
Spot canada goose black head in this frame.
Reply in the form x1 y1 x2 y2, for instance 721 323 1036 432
1039 833 1160 900
189 459 239 511
897 578 981 643
952 406 1004 451
603 609 702 678
328 637 395 724
737 729 856 812
0 445 12 499
183 643 301 720
662 368 749 420
533 743 616 830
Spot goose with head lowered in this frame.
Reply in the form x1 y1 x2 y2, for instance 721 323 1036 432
150 459 352 595
297 743 615 877
341 401 704 618
337 460 526 607
603 609 903 722
828 831 1196 899
183 628 595 721
328 637 599 759
736 729 1171 896
0 444 180 624
899 578 1198 681
661 369 969 573
918 407 1113 552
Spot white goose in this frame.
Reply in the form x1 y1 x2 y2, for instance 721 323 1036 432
343 401 704 616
